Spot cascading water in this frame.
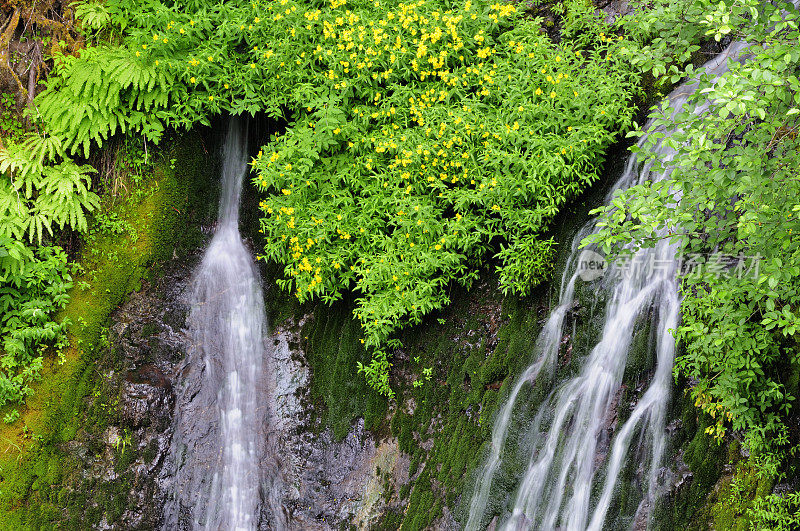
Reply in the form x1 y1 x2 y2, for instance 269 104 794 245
465 41 754 531
163 119 272 530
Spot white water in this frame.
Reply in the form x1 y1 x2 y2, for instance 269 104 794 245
165 119 268 530
465 42 752 531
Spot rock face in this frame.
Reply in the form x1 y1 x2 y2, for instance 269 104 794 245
70 251 409 530
263 326 410 529
103 258 194 529
48 256 197 530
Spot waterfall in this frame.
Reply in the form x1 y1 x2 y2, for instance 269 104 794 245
465 41 753 531
163 119 271 530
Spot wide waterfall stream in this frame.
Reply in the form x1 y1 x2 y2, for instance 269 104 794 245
163 120 274 530
465 41 753 531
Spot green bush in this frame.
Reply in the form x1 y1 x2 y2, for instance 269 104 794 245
248 0 640 394
586 0 800 464
13 0 640 395
0 245 72 407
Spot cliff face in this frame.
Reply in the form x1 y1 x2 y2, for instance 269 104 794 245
0 127 759 530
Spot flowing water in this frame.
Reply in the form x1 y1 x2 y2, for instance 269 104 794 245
163 120 271 530
465 41 754 531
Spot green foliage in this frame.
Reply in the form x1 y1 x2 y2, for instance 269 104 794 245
617 0 704 82
0 133 95 409
0 245 72 408
748 492 800 531
3 409 20 424
0 136 100 244
15 0 643 395
497 235 556 297
0 93 24 139
587 0 800 454
33 46 179 157
73 0 112 32
245 0 639 394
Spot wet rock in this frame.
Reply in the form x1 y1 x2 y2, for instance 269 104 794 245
121 366 174 430
596 0 631 24
62 253 416 529
56 258 195 530
433 505 461 531
267 325 411 529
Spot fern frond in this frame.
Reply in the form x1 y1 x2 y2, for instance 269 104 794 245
73 0 111 31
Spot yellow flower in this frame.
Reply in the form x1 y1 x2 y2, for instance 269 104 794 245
208 55 214 61
209 95 214 101
190 76 196 83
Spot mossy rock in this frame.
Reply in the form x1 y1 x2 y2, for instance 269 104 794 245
0 131 214 529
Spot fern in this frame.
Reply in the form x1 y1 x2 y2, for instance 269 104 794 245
33 46 175 156
0 236 33 283
0 140 100 243
73 0 112 32
0 244 71 408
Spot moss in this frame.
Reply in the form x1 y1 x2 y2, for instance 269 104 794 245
296 271 552 528
301 298 389 440
0 131 213 528
651 384 731 531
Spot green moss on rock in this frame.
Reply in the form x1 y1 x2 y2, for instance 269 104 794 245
0 132 213 529
295 273 551 529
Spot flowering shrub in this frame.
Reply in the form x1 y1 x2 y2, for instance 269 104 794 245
32 0 640 395
248 0 640 394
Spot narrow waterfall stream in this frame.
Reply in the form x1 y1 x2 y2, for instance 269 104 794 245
465 41 752 531
163 119 273 530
